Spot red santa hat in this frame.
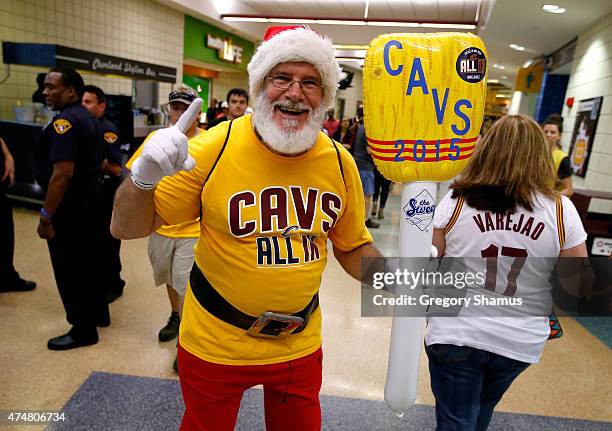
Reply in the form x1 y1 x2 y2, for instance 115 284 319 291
247 25 342 110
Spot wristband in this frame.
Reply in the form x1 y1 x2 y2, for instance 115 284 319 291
131 175 157 191
40 207 52 220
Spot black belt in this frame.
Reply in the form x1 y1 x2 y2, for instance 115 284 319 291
189 263 319 338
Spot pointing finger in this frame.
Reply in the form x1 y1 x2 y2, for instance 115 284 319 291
175 98 203 134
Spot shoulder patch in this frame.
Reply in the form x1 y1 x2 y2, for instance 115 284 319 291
104 132 118 144
53 119 73 134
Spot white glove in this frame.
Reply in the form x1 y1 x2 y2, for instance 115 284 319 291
131 98 202 189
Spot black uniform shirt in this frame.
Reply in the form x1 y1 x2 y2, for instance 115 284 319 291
207 115 228 130
99 116 122 166
34 101 104 196
0 145 6 194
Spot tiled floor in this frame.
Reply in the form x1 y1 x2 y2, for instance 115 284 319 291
1 186 611 430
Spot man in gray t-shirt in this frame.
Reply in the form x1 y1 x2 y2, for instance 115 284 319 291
352 123 380 228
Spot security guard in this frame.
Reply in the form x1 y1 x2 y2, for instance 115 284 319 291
0 137 37 292
82 85 125 303
34 67 108 350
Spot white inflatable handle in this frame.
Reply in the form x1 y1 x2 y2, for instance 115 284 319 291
384 181 438 416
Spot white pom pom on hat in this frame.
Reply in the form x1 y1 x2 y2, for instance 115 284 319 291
247 25 342 110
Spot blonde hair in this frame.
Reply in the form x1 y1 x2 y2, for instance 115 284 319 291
452 114 555 212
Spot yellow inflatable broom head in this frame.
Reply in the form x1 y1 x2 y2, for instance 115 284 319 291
363 33 488 183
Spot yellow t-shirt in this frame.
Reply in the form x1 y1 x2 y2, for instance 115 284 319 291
126 130 202 238
154 115 373 365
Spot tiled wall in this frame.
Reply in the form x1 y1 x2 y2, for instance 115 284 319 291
210 70 249 106
0 0 184 120
562 12 612 213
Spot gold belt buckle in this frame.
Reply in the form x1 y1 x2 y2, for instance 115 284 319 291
247 312 304 339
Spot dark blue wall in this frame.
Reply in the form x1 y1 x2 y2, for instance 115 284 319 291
535 71 570 123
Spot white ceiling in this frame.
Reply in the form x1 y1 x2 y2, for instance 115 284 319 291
481 0 612 87
158 0 612 90
218 0 481 22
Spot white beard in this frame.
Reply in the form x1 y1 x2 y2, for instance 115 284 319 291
251 92 326 155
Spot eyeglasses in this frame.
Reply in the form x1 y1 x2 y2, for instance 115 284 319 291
267 75 324 94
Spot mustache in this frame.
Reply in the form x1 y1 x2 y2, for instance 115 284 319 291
272 100 311 112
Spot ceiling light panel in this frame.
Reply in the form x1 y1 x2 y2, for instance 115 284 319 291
542 4 566 13
335 49 367 57
334 44 370 50
367 21 421 27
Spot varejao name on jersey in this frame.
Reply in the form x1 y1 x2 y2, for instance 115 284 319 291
472 211 545 240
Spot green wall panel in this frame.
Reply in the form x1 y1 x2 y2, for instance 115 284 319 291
183 75 211 113
184 15 255 72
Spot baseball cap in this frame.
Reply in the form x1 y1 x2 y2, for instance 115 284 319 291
168 84 197 105
221 101 228 109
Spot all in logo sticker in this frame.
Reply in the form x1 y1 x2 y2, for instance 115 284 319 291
456 47 486 83
53 119 73 134
104 132 118 144
403 189 436 232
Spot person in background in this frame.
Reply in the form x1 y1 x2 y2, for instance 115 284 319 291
323 108 340 138
205 97 218 126
207 88 249 129
0 137 37 293
34 67 108 350
542 114 573 197
111 25 381 430
126 84 204 372
215 101 228 120
429 114 587 430
332 116 356 151
371 167 391 220
82 85 126 303
32 73 46 105
352 122 380 229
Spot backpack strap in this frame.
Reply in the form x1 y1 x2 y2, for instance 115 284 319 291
329 136 345 184
199 120 233 220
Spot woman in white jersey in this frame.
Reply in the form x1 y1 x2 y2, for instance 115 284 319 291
428 115 587 431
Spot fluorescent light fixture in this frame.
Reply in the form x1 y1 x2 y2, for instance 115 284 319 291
270 18 317 23
542 4 566 13
367 21 421 27
334 44 369 50
335 49 367 56
488 79 499 84
501 75 508 79
317 19 365 25
493 64 505 69
420 23 477 29
223 16 269 22
510 44 525 51
221 15 476 29
496 94 510 98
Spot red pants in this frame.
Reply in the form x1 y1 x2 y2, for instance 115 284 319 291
178 343 323 431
